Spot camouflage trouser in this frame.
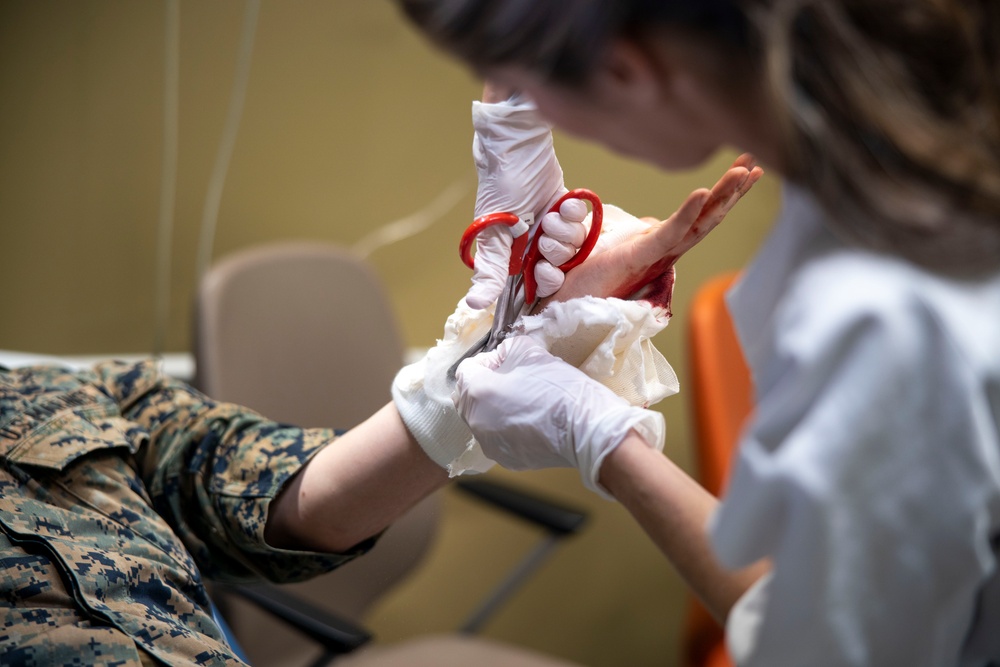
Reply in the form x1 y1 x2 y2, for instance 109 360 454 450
0 362 363 666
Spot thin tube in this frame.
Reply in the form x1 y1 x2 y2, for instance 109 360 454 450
153 0 180 359
194 0 261 286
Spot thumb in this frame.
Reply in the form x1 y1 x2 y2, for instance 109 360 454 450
532 260 566 300
465 272 507 310
454 335 539 387
456 344 503 378
490 335 551 368
452 342 506 415
465 226 513 309
454 337 511 393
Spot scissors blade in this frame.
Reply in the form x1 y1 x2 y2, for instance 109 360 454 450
446 273 527 382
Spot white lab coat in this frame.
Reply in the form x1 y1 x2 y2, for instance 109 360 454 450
712 185 1000 666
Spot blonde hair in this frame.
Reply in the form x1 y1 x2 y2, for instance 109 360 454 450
397 0 1000 276
758 0 1000 276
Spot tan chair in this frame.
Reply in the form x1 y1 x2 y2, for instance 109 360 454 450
195 241 587 667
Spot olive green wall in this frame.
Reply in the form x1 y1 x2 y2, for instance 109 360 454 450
0 2 780 666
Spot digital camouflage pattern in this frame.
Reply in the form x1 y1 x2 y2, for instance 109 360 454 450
0 361 369 666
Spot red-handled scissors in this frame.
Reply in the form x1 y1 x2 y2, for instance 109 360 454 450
449 189 604 377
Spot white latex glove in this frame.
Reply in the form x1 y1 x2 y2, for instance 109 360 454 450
392 300 495 476
454 336 665 498
466 93 589 308
532 201 591 298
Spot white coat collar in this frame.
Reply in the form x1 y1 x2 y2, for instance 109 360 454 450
725 183 833 382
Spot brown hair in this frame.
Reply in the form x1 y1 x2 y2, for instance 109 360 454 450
396 0 1000 277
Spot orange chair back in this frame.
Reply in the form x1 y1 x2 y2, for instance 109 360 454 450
682 271 754 667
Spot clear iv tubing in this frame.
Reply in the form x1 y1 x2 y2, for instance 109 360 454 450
153 0 180 360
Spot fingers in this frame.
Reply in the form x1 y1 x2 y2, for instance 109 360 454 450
731 152 756 171
533 260 566 299
629 189 712 268
455 336 542 389
537 235 579 266
558 198 589 223
688 159 763 243
540 199 588 243
467 195 593 308
537 159 763 306
741 165 764 197
540 210 587 246
457 340 504 375
537 197 590 266
466 273 508 310
728 153 764 199
696 167 749 235
452 354 494 415
453 337 516 410
634 157 764 266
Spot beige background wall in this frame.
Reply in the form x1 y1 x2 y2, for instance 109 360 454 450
0 2 780 666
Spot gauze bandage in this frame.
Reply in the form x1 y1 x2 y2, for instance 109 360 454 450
517 296 677 408
392 301 497 476
407 297 676 476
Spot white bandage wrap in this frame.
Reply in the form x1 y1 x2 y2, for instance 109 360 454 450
394 292 677 477
392 301 496 476
520 296 678 408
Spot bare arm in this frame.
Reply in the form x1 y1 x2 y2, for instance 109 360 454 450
553 157 768 618
599 432 768 623
265 402 448 553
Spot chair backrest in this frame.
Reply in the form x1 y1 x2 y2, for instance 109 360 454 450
195 241 441 665
195 241 404 430
682 271 754 667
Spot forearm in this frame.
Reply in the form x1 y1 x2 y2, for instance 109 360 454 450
599 432 768 623
265 402 449 553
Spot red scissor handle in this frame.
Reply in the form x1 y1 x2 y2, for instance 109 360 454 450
458 212 529 274
523 188 603 304
457 188 603 303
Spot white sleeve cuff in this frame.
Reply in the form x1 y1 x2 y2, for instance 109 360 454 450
726 571 772 665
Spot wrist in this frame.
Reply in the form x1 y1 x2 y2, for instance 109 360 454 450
582 406 664 499
598 429 668 500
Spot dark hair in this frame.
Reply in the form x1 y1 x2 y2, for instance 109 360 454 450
396 0 753 84
397 0 1000 277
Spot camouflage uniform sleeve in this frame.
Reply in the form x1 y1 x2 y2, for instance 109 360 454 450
92 360 373 584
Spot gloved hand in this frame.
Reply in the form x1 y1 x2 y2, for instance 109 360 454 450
391 90 590 474
392 300 495 476
466 91 589 308
454 336 665 498
531 202 592 298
